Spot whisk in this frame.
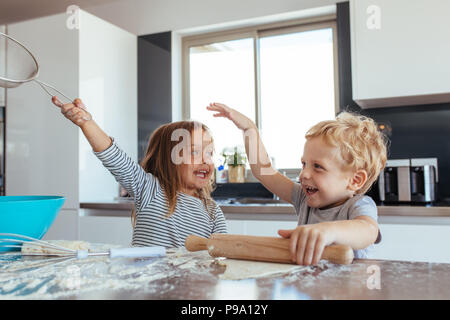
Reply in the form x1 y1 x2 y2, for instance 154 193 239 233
0 233 166 259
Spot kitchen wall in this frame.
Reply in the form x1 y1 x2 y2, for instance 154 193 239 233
5 11 137 240
337 2 450 202
6 14 80 240
6 11 137 203
6 14 80 207
0 25 5 195
78 11 138 202
138 32 172 161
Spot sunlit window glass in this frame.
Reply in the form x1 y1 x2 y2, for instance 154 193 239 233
189 38 256 163
259 28 336 169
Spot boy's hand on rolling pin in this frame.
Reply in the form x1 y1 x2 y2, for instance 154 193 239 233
278 223 336 266
51 96 92 128
206 102 255 131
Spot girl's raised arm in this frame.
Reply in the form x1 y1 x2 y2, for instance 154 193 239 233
52 97 158 210
207 102 295 204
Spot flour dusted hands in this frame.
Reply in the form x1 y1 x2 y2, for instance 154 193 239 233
52 96 92 127
206 102 255 131
278 223 337 266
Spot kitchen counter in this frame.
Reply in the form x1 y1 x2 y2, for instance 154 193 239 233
1 246 450 300
78 200 450 264
80 200 450 218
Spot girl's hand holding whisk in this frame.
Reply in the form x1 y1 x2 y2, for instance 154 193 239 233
51 96 92 128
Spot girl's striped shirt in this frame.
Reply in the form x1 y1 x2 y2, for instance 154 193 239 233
94 139 228 248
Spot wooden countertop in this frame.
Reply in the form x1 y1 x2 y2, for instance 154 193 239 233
80 200 450 217
2 247 450 300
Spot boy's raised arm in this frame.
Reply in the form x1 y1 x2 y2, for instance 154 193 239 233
207 102 294 203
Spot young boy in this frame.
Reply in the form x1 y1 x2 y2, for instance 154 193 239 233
207 102 387 265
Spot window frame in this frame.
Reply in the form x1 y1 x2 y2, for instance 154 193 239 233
182 14 339 170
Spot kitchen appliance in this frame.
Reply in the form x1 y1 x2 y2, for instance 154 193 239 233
378 158 438 203
185 234 354 265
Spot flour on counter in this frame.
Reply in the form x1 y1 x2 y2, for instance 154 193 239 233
216 258 333 280
0 242 349 299
217 259 300 280
0 245 216 299
21 240 90 255
167 249 214 269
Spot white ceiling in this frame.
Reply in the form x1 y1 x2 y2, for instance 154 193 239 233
0 0 121 25
0 0 343 36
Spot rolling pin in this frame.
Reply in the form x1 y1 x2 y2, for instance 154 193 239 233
185 233 354 265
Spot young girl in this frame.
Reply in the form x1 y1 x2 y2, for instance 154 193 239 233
208 102 387 265
52 97 227 248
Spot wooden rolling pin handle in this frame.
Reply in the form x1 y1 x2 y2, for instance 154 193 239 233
210 233 354 265
321 244 354 265
185 234 354 265
184 234 209 252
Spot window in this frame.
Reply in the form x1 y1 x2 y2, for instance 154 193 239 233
183 17 338 169
188 38 256 163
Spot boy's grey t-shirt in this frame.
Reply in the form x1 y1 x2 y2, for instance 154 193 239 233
291 183 381 259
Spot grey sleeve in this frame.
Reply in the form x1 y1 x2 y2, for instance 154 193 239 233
291 183 310 225
349 196 381 244
348 196 378 221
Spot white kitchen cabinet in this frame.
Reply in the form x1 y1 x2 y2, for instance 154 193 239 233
226 218 299 237
43 209 79 241
79 216 133 246
372 223 450 264
350 0 450 108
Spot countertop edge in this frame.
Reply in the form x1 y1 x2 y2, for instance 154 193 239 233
79 201 450 217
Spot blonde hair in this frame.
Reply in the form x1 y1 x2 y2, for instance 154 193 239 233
305 112 388 194
131 121 216 227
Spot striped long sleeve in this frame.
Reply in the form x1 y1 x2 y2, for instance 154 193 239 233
94 139 228 248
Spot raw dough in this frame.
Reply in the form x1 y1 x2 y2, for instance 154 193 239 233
217 259 303 280
22 240 90 255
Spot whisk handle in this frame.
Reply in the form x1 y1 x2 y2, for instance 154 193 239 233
109 246 166 258
77 250 89 259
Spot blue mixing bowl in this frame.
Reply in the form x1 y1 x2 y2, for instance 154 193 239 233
0 196 65 252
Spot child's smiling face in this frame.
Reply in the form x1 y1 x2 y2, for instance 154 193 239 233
299 136 358 209
179 128 215 195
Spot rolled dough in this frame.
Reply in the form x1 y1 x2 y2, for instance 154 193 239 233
217 259 303 280
22 240 90 254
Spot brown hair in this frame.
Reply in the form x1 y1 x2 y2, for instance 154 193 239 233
305 112 388 194
131 121 216 227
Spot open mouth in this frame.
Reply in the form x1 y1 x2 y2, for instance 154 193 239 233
194 169 210 179
304 185 319 196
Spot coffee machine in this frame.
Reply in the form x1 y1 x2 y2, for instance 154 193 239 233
377 158 438 204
